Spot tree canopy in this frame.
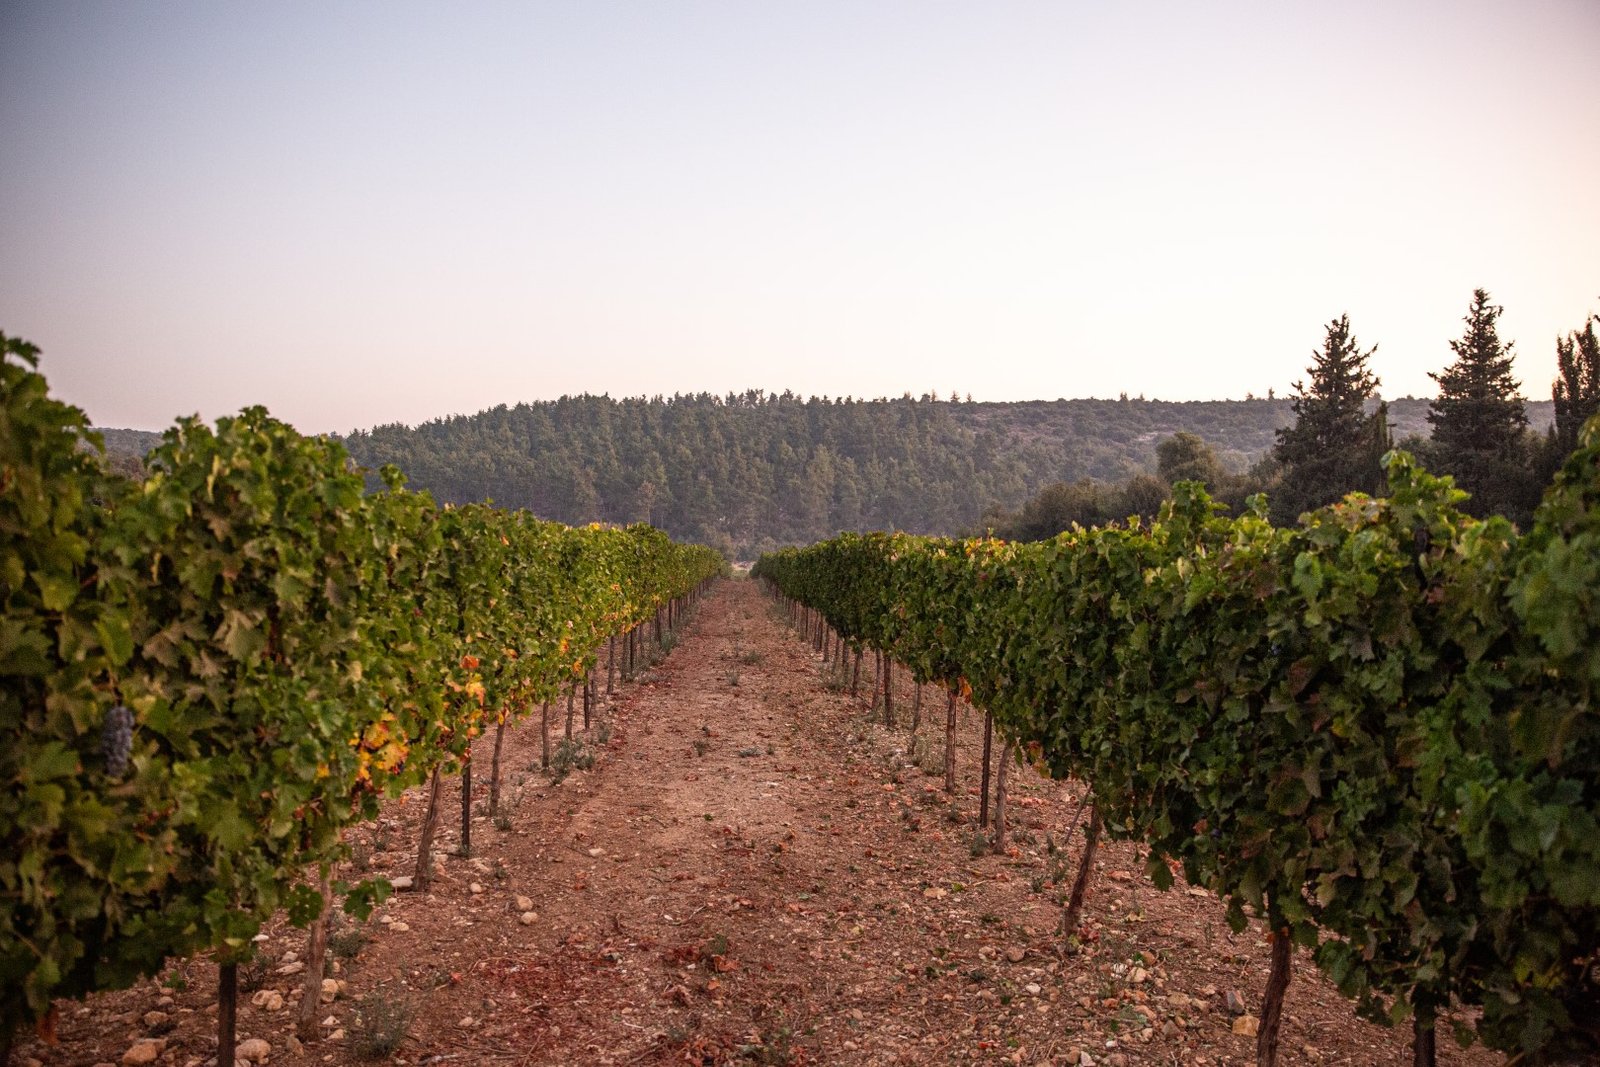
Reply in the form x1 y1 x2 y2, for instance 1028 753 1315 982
1270 314 1388 524
1426 289 1530 519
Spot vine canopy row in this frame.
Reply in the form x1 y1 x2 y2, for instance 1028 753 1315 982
0 332 723 1040
754 419 1600 1058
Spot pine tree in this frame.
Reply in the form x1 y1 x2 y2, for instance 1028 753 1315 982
1270 314 1387 524
1426 289 1530 520
1551 311 1600 458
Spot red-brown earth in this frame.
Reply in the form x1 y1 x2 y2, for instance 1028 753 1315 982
16 579 1499 1066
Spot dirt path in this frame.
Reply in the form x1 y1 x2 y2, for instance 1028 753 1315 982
19 579 1498 1067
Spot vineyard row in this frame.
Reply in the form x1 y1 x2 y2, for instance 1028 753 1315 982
753 426 1600 1066
0 333 724 1057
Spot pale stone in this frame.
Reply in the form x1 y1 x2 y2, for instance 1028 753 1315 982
1232 1015 1260 1037
519 911 538 925
141 1010 169 1028
390 921 410 932
249 990 284 1012
514 895 534 911
1025 983 1042 996
320 977 339 1003
236 1037 271 1063
121 1041 165 1067
469 882 484 894
328 1029 345 1041
275 961 305 976
390 876 414 890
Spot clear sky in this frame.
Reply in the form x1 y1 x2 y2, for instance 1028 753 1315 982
2 1 1597 434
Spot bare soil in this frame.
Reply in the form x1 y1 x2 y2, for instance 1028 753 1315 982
17 579 1502 1067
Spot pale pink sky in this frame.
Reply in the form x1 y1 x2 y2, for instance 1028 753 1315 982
2 1 1597 433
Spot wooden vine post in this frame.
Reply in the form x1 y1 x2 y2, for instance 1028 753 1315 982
1063 802 1100 934
459 754 472 856
217 961 238 1067
296 869 334 1039
582 665 592 729
1256 915 1293 1067
1413 997 1438 1067
882 657 894 726
414 766 445 888
978 711 994 828
993 739 1012 849
943 689 958 793
489 713 508 813
540 700 551 768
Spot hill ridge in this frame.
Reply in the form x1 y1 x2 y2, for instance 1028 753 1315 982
97 395 1555 555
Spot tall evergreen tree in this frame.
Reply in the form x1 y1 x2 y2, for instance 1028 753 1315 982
1426 288 1531 520
1551 310 1600 458
1270 314 1387 524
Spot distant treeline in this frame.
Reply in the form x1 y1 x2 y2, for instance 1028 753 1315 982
989 292 1594 540
334 392 1549 557
100 288 1587 555
100 392 1554 558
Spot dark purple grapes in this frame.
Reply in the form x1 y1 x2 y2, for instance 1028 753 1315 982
102 704 133 778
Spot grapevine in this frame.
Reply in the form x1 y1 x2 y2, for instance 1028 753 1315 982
754 426 1600 1062
0 333 723 1049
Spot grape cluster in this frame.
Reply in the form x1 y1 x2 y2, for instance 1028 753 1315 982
102 704 133 778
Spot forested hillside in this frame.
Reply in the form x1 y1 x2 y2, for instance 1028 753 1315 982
336 393 1284 554
103 394 1551 556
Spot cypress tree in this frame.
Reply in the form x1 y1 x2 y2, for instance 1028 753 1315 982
1426 289 1530 520
1270 314 1387 525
